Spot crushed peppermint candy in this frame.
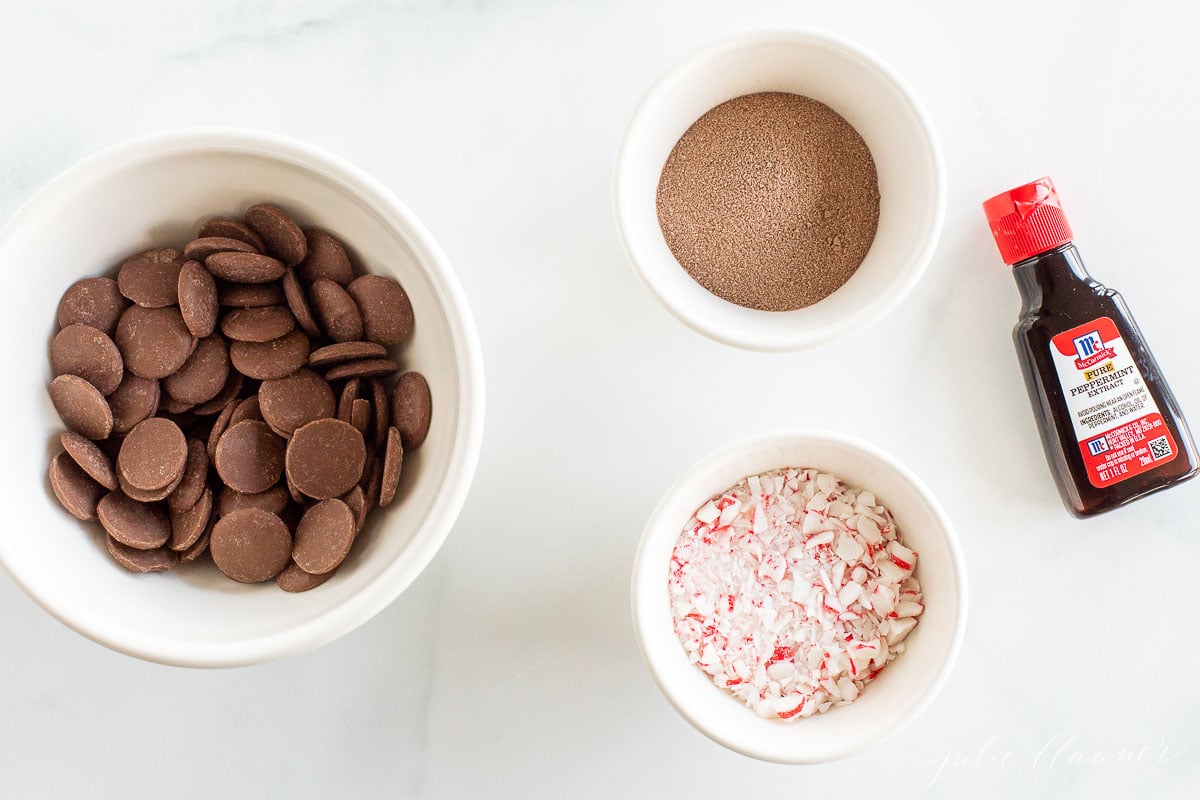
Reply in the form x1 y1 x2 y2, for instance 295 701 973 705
669 468 923 721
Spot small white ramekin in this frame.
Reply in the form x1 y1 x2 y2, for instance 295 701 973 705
0 129 485 667
614 29 946 351
632 430 967 763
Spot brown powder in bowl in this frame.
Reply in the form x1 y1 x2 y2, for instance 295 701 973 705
655 92 880 312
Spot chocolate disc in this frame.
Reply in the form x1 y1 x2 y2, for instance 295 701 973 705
324 358 399 381
214 420 285 494
179 524 212 563
217 484 289 518
57 277 127 335
183 236 258 261
347 275 414 346
159 395 194 415
337 378 362 422
107 374 159 434
391 371 431 450
49 374 113 440
178 259 218 337
198 218 267 252
218 281 286 308
116 248 184 308
259 369 335 438
205 251 286 284
97 492 171 550
309 279 363 342
230 328 310 381
379 426 404 507
210 508 292 583
50 324 124 395
285 418 366 500
167 439 210 513
119 470 181 503
276 562 335 593
206 401 238 461
245 204 307 267
282 267 321 337
349 398 371 434
107 537 178 573
369 378 390 450
169 487 212 551
193 371 243 416
49 451 106 520
220 305 296 342
292 499 356 574
118 417 188 491
229 395 263 425
297 229 353 286
308 341 387 368
115 306 196 380
341 485 368 531
163 335 230 405
60 431 118 490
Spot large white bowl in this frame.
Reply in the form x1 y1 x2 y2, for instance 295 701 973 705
614 29 946 351
632 431 966 763
0 130 485 667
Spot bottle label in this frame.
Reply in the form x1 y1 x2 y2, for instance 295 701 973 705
1050 317 1178 488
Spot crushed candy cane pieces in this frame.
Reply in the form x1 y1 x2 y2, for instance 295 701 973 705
669 468 923 721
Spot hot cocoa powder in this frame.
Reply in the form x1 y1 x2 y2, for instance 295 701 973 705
656 92 880 311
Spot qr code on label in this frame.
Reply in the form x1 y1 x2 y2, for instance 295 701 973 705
1149 435 1172 461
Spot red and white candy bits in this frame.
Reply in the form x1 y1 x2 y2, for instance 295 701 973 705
669 468 923 721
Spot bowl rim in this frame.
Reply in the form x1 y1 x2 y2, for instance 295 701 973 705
612 27 948 352
630 429 968 763
0 127 486 668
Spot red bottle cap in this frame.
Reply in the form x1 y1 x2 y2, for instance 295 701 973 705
982 177 1074 265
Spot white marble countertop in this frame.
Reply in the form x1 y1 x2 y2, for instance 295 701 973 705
2 1 1198 797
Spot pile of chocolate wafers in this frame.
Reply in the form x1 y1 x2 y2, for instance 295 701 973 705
47 203 431 592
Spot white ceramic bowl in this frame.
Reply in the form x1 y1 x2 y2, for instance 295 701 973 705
0 129 485 667
614 29 946 351
632 431 966 763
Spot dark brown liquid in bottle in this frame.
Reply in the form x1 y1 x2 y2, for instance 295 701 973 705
1013 244 1197 515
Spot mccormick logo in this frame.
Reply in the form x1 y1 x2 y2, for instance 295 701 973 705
1072 330 1117 370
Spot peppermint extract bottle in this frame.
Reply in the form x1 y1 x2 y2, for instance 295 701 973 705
983 177 1197 516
